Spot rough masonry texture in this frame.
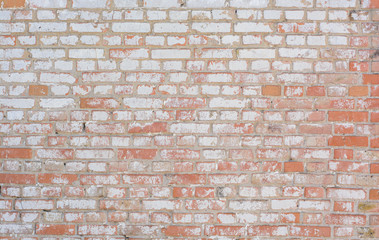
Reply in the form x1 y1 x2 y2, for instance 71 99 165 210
0 0 379 238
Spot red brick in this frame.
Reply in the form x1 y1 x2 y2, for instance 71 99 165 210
328 111 368 122
38 174 78 184
328 136 368 147
363 74 379 84
128 122 167 133
80 98 119 109
0 148 32 159
29 85 48 96
163 226 201 236
307 86 325 96
118 149 157 160
370 189 379 200
284 162 304 172
0 0 25 8
262 85 281 96
36 224 75 235
0 174 35 184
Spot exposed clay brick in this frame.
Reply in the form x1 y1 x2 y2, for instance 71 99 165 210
0 0 25 8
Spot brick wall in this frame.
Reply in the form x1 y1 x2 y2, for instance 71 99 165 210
0 0 379 238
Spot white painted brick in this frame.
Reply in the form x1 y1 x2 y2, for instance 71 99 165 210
40 99 75 108
192 23 231 33
187 0 226 8
278 48 317 58
307 36 326 45
0 73 36 83
143 0 181 8
209 97 248 108
114 0 138 7
125 10 143 19
316 0 356 8
293 61 312 71
328 36 348 45
264 10 282 19
307 11 326 20
124 98 163 109
40 73 75 84
154 23 188 33
29 0 67 8
239 49 275 59
320 23 358 33
77 60 96 71
120 59 139 70
29 22 67 32
55 60 73 70
69 49 105 59
152 49 190 59
229 60 247 70
235 22 272 32
329 10 348 20
169 11 188 20
0 11 11 20
0 49 24 59
0 99 35 108
70 23 108 32
286 35 306 45
112 23 150 32
73 0 110 8
251 60 270 71
0 23 25 33
285 11 304 19
230 0 269 8
276 0 313 7
37 10 56 20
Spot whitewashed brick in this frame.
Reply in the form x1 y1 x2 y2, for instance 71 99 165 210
73 0 110 8
29 22 67 32
187 0 226 8
235 22 272 32
192 23 231 32
40 99 75 108
154 23 188 33
239 49 275 59
69 49 105 59
112 23 150 32
152 49 191 59
276 0 313 7
29 0 67 8
114 0 138 7
230 0 269 8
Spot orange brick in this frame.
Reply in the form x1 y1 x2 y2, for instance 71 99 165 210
29 85 48 96
0 0 25 8
262 85 281 96
349 86 368 96
284 162 304 172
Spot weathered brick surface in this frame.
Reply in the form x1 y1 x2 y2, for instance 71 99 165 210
0 0 378 238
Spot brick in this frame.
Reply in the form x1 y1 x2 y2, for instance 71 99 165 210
0 0 25 8
112 23 150 32
0 173 35 184
29 85 48 96
163 226 201 237
80 98 119 109
0 148 32 159
118 149 157 159
73 0 110 8
29 0 66 8
328 136 368 147
36 224 75 235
